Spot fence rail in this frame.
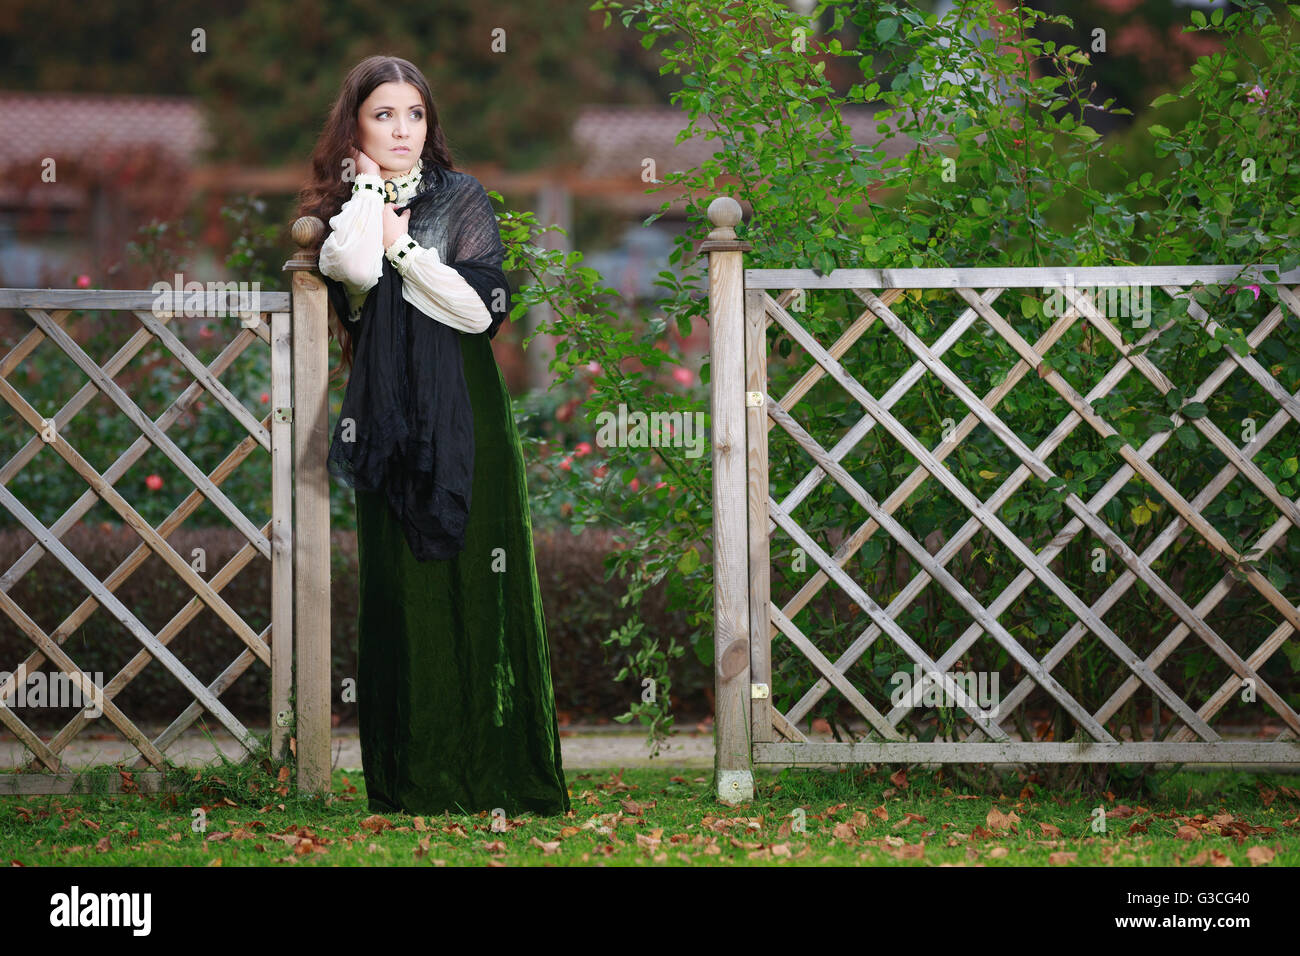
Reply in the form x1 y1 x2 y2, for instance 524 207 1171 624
703 197 1300 803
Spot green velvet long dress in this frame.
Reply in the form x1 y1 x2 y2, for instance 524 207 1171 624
353 327 570 818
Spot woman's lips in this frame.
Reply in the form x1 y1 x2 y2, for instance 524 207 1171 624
392 147 410 152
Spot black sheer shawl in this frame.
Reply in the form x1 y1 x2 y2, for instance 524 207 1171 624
322 162 511 561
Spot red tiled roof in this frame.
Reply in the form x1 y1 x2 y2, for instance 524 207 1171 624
0 90 212 169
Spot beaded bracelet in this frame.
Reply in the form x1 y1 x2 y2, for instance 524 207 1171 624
385 236 417 274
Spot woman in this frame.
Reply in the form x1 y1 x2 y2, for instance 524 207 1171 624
295 55 570 818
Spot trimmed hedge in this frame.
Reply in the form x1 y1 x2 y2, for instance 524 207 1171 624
0 521 711 732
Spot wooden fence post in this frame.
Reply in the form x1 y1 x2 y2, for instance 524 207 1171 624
284 216 331 796
700 197 754 804
269 306 293 766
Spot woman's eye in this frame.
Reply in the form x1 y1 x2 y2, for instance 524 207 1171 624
376 110 424 119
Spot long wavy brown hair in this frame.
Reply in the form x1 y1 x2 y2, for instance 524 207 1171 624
295 55 457 385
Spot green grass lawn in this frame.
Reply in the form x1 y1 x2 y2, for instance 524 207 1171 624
2 759 1297 866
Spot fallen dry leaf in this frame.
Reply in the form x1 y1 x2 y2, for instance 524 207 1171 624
1039 822 1061 838
986 808 1021 833
1246 845 1275 866
1187 849 1232 867
1048 851 1077 865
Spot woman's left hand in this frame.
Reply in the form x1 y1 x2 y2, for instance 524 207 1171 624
382 203 411 250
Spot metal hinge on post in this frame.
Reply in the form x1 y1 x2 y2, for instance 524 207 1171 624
274 406 293 423
746 391 764 407
751 683 770 699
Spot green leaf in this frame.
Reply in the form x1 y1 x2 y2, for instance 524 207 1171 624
1225 498 1245 517
1130 503 1152 525
1150 93 1180 108
1280 456 1299 479
1149 124 1171 139
1191 10 1207 28
1181 401 1208 419
971 196 988 216
876 17 899 41
677 547 700 574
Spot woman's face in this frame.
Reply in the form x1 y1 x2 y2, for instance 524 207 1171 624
356 81 427 179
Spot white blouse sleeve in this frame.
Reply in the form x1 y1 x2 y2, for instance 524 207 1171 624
318 174 385 319
383 235 493 334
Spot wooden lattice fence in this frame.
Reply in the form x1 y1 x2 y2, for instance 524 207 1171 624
701 197 1300 803
0 217 335 795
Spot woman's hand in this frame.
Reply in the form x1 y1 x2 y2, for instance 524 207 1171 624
382 202 411 250
351 147 382 178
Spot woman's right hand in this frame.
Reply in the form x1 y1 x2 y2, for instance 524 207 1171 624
351 147 382 178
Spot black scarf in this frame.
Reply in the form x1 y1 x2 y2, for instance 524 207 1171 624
322 161 511 561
